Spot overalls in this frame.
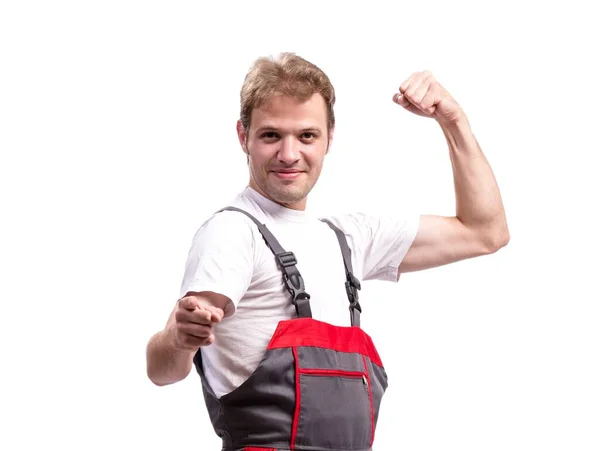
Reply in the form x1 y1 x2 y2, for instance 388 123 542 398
193 207 389 451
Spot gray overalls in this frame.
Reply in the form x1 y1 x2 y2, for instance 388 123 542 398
193 207 389 451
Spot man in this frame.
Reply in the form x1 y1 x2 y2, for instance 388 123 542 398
146 52 509 450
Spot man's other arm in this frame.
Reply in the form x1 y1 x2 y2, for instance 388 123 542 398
399 117 509 273
145 292 230 386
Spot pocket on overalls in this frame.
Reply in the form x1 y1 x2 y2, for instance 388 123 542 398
293 367 373 450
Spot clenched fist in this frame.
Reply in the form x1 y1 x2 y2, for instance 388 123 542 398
169 295 225 351
393 71 465 125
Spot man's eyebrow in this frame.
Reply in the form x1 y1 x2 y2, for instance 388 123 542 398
255 126 323 133
255 126 278 133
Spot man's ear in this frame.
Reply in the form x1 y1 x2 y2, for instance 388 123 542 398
236 120 248 154
326 126 334 154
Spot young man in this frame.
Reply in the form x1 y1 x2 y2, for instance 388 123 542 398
146 52 509 450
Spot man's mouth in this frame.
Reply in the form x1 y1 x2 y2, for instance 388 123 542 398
272 169 304 179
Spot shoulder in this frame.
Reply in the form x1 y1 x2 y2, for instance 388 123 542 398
318 213 370 246
199 208 257 233
188 208 260 252
319 210 421 280
320 211 420 241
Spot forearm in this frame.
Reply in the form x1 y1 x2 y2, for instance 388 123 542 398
146 327 195 386
440 116 509 249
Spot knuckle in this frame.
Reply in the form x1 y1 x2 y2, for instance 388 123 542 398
174 309 186 322
175 324 188 337
182 294 197 303
194 310 210 323
175 331 189 347
194 323 212 336
183 335 196 347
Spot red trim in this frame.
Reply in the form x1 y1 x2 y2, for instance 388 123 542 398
267 318 383 367
362 355 375 447
290 347 301 450
299 368 365 378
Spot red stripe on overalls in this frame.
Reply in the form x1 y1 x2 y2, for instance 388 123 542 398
266 318 383 367
362 354 375 447
290 346 301 450
243 448 277 451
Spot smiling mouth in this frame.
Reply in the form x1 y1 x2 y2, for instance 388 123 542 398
272 170 303 179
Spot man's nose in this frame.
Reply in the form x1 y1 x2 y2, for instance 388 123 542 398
277 136 300 164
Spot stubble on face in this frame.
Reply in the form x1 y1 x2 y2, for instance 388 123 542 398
248 152 322 207
243 94 331 210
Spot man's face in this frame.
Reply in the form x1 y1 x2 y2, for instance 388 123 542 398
237 93 333 210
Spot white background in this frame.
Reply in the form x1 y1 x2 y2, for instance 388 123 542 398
1 1 599 450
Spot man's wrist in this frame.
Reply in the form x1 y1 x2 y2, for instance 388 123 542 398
437 111 469 133
165 324 199 354
438 113 476 152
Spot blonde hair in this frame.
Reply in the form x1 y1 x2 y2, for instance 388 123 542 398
239 52 336 133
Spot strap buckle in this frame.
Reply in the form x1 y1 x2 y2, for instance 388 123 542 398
345 273 362 313
348 272 361 290
275 251 312 317
276 251 298 268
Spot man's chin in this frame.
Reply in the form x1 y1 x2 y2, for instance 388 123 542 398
267 185 308 205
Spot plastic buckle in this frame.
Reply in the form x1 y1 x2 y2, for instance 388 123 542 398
285 273 311 317
274 251 311 317
345 280 362 313
276 252 310 303
288 280 311 305
349 273 361 290
276 251 297 268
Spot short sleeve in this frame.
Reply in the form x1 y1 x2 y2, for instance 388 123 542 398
322 211 420 283
179 211 255 309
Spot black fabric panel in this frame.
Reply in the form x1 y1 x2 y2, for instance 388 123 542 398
220 348 296 449
192 349 232 447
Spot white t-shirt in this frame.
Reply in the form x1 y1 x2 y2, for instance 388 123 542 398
179 186 420 398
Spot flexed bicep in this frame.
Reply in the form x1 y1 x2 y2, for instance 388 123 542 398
398 215 494 273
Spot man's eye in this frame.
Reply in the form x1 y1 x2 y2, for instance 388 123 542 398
261 132 278 139
301 132 315 139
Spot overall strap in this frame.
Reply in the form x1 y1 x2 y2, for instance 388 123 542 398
216 206 312 319
320 219 362 327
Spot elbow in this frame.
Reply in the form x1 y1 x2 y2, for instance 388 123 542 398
146 361 182 387
148 377 172 387
147 366 168 387
482 227 510 254
145 344 192 387
146 357 166 386
145 340 175 387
